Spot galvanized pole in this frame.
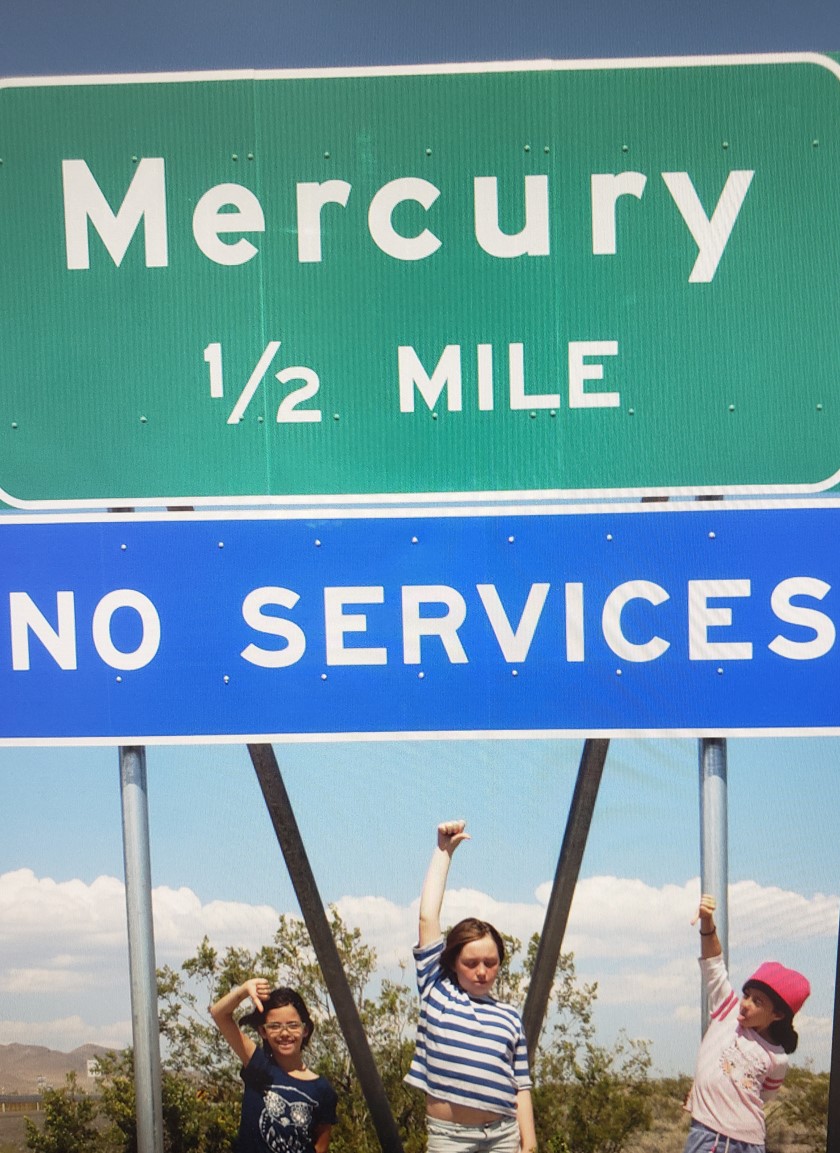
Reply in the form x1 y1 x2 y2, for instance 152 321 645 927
698 737 728 1032
248 744 404 1153
522 739 609 1058
826 906 840 1152
119 746 164 1153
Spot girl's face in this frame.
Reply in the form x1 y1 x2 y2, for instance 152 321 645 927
738 985 784 1035
454 934 500 997
259 1003 309 1064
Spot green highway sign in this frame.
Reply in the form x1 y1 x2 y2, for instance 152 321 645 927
1 55 840 507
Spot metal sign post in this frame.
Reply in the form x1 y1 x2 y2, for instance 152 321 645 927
119 745 164 1153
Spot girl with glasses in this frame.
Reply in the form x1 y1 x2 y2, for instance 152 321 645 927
211 979 337 1153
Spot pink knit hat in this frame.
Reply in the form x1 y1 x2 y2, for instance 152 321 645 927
746 962 811 1016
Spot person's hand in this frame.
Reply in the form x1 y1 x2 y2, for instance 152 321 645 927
437 820 470 854
241 977 271 1012
691 894 716 930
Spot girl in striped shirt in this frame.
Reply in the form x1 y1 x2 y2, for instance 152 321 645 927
405 820 536 1153
683 894 810 1153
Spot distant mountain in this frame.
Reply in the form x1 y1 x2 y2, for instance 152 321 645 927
0 1043 113 1095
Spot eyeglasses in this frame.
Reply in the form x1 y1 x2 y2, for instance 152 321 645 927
263 1021 305 1035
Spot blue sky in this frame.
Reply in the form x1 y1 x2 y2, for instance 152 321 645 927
0 0 839 1092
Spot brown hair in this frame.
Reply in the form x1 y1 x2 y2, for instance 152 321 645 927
440 918 505 978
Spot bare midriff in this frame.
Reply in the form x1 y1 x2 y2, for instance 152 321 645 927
426 1097 505 1126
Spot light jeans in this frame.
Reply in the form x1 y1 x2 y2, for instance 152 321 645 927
426 1115 520 1153
683 1120 765 1153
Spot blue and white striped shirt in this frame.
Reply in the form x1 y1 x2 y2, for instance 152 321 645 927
405 937 532 1117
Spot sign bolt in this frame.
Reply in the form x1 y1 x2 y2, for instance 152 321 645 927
116 675 123 683
11 422 17 429
508 535 515 543
606 533 613 541
728 404 735 412
120 543 127 551
418 671 425 679
512 668 519 677
616 668 623 676
218 541 224 548
315 539 322 547
813 139 820 148
708 531 716 539
717 667 724 675
722 141 729 150
524 144 531 152
333 412 340 420
544 145 550 154
425 148 432 156
321 673 328 680
247 153 254 160
411 536 419 544
817 403 824 411
323 151 331 159
628 407 635 415
232 153 239 161
432 412 438 419
140 415 148 423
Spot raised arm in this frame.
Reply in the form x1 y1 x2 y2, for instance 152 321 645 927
418 820 470 947
210 977 270 1066
692 893 722 960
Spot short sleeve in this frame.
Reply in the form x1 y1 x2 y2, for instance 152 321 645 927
315 1079 338 1125
414 937 445 997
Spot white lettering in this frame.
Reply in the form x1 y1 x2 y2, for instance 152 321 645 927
602 580 670 661
91 590 160 670
568 341 620 408
368 177 441 260
398 345 462 412
688 579 753 660
296 180 352 263
241 587 306 668
591 172 647 255
192 183 265 266
769 577 835 660
662 170 754 283
476 583 550 661
474 175 550 258
63 158 168 269
10 592 77 671
402 585 468 664
324 586 387 665
509 343 561 410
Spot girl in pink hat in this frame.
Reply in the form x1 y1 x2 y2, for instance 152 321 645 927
683 894 811 1153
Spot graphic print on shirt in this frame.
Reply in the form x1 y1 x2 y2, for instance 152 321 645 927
718 1036 766 1097
258 1088 315 1153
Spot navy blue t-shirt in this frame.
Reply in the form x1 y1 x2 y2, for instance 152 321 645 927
236 1047 337 1153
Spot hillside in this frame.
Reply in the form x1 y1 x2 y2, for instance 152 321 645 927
0 1042 112 1095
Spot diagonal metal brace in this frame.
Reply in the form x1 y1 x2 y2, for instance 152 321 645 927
522 738 609 1059
248 743 404 1153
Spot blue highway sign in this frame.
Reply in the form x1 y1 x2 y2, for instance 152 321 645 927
0 503 838 743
